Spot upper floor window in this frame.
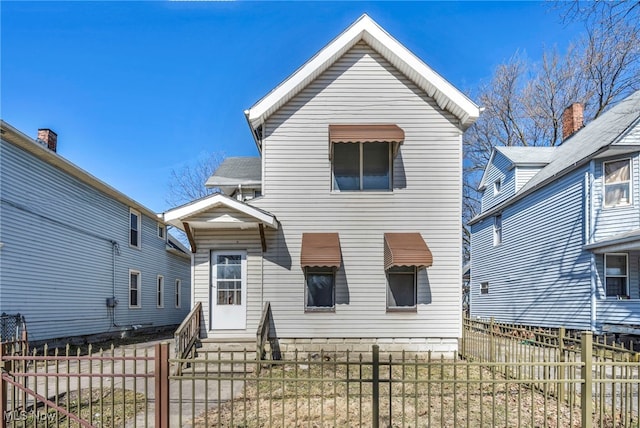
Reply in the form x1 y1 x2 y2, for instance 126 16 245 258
333 142 391 191
157 223 165 240
605 253 628 298
329 124 404 192
130 209 141 248
493 178 502 195
493 214 502 246
604 159 631 207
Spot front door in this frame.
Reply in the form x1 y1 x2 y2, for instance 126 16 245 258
211 251 247 330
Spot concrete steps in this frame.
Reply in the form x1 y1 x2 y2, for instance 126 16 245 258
178 339 258 375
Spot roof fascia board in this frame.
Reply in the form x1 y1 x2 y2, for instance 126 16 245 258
1 120 162 222
469 146 609 226
164 193 278 229
477 149 498 191
246 14 480 132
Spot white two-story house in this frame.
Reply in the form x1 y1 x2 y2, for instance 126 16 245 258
165 14 480 353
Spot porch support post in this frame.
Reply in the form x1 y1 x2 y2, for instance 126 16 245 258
183 222 197 253
259 223 267 252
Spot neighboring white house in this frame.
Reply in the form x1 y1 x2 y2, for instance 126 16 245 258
164 14 480 354
0 120 191 343
469 91 640 335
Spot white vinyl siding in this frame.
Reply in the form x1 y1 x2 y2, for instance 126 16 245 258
245 41 462 341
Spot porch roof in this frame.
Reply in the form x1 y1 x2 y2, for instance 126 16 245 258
163 193 278 253
584 229 640 253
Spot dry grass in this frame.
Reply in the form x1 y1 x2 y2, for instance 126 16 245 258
191 355 591 427
5 388 146 428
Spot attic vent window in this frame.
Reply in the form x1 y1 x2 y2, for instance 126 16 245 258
494 178 502 195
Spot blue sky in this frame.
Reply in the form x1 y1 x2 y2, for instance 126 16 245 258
1 1 584 212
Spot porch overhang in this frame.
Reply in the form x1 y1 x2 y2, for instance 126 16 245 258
163 193 278 253
584 229 640 254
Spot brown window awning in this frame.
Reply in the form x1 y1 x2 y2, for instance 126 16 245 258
384 233 433 270
301 233 341 268
329 124 405 144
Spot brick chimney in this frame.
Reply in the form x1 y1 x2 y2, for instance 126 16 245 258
37 128 57 152
562 103 584 141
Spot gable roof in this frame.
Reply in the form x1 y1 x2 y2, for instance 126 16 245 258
478 146 556 190
470 90 640 225
1 120 162 222
163 192 278 230
495 146 556 166
205 157 261 188
245 14 480 150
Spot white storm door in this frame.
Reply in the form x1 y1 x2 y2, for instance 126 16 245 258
211 251 247 330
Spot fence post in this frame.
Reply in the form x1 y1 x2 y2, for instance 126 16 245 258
372 345 379 428
558 327 565 404
0 344 7 428
581 332 593 428
490 317 496 370
155 342 170 428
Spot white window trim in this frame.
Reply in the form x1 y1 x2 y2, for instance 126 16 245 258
129 269 141 309
493 178 502 196
386 266 417 311
304 267 336 312
480 281 489 295
604 253 629 298
157 275 164 308
331 142 393 192
129 208 141 249
603 158 632 208
157 222 165 240
493 214 502 246
175 279 181 308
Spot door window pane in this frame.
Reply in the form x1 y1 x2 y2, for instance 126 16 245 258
216 255 242 305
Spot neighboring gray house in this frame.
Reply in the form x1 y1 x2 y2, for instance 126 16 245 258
0 120 191 343
470 90 640 334
164 14 480 354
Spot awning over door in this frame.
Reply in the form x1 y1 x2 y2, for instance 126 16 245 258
300 233 342 268
384 233 433 270
329 124 404 143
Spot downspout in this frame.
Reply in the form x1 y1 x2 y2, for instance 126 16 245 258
111 241 121 327
587 160 597 332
